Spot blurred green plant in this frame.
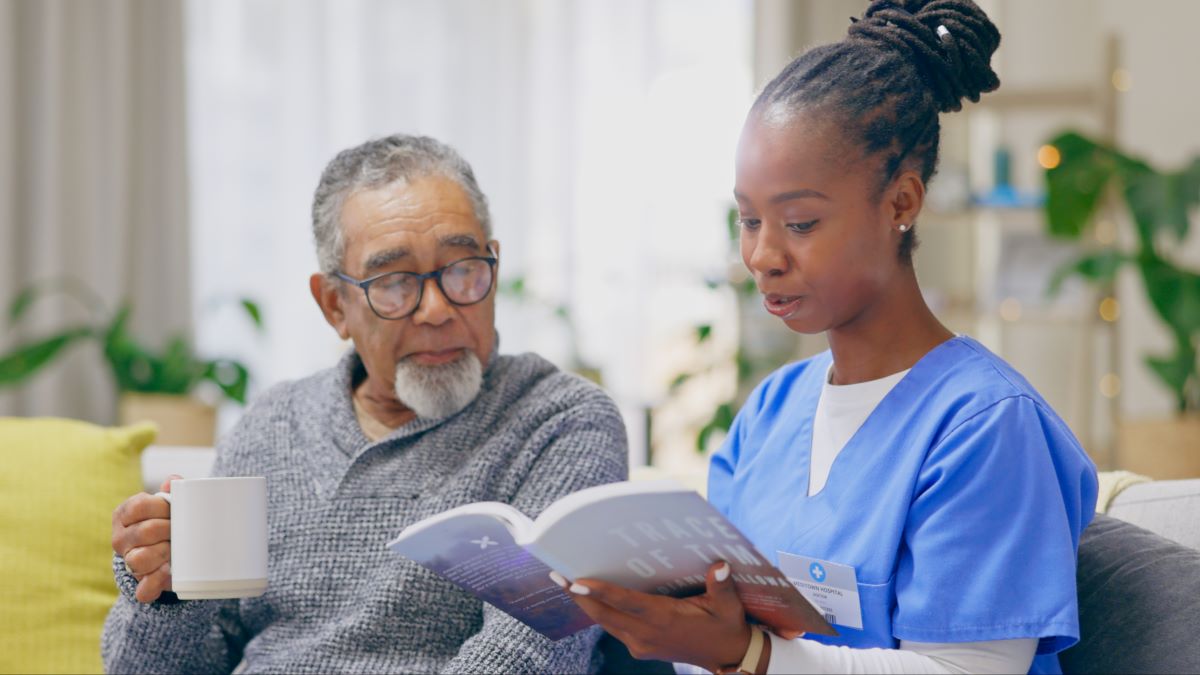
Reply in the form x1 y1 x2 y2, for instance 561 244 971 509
496 277 602 383
666 207 776 453
1043 131 1200 413
0 278 262 404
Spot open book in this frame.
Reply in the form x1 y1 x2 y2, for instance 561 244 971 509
387 479 836 640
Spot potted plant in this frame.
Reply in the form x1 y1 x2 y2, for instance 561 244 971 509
0 278 262 445
1043 131 1200 478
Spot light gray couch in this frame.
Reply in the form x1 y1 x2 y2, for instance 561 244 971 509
1059 478 1200 674
1103 478 1199 549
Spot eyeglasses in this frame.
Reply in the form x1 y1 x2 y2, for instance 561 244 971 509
335 249 497 320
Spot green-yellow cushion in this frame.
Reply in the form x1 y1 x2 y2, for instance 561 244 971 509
0 418 155 675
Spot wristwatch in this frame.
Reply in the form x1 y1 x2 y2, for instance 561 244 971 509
716 627 765 675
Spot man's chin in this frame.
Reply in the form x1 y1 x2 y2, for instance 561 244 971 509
393 351 483 420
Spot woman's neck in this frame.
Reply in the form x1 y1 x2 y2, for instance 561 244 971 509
826 268 953 385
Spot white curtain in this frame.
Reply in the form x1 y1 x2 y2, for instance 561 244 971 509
185 0 753 462
0 0 191 423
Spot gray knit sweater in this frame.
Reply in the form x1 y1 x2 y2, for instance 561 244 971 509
102 350 628 674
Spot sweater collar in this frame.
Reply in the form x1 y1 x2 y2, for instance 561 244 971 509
328 337 502 457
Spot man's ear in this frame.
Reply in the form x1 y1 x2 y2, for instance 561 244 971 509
887 170 925 230
488 239 501 277
310 273 351 340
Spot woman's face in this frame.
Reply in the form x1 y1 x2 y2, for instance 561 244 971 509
734 109 908 335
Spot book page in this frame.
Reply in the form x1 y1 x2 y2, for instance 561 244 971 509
524 487 836 637
526 479 687 542
388 511 592 640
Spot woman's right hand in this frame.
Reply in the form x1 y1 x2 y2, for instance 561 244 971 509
556 561 756 673
110 474 179 603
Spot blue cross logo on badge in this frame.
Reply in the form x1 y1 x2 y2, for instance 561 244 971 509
809 562 826 583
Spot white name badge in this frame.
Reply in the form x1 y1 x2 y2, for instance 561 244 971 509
777 551 863 630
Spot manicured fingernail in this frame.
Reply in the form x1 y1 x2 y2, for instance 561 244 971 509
569 583 590 596
715 563 730 582
549 571 567 587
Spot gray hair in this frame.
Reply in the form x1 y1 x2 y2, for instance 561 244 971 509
311 134 492 275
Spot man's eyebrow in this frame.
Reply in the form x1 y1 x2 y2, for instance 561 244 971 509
439 233 482 251
360 235 482 274
363 247 409 274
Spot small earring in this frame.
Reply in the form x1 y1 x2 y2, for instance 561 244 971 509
898 224 909 232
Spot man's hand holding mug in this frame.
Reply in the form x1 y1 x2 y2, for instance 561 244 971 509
112 474 178 603
112 474 268 603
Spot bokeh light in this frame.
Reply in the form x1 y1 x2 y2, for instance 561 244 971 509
1100 373 1122 398
1037 144 1061 170
1099 297 1120 322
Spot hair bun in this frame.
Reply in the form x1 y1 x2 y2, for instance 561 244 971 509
849 0 1000 112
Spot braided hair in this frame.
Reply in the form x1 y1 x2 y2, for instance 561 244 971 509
755 0 1000 262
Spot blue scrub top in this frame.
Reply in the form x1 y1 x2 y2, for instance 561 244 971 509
708 336 1098 675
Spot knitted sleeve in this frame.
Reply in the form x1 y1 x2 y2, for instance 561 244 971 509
99 385 286 674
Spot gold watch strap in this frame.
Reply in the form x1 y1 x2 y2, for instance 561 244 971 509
717 627 764 675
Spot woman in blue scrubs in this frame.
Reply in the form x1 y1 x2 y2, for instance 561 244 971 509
560 1 1098 673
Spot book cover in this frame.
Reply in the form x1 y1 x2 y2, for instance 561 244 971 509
388 480 835 641
388 504 591 640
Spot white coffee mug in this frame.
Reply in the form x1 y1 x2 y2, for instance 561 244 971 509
156 476 268 600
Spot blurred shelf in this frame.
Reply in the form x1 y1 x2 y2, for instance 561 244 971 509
975 86 1103 110
971 191 1045 210
937 307 1100 326
933 35 1123 469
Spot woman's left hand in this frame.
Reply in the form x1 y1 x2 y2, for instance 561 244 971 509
554 561 752 672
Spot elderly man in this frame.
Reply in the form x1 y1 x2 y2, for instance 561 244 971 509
102 135 628 673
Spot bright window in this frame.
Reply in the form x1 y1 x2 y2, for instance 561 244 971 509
185 0 754 463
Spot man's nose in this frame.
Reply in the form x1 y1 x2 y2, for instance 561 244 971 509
411 278 454 326
746 224 789 278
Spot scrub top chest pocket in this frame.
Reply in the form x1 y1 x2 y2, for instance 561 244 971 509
777 550 902 648
778 552 864 631
778 551 898 649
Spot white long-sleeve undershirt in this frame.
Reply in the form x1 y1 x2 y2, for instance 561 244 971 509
764 635 1037 674
673 636 1037 675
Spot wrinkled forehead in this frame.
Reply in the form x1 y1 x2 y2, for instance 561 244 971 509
340 176 488 273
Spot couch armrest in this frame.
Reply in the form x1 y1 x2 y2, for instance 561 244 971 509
1059 514 1200 673
1106 478 1200 551
140 445 216 493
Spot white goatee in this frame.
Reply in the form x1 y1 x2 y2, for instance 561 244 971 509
392 351 483 420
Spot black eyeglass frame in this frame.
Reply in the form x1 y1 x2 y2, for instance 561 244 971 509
334 246 498 321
